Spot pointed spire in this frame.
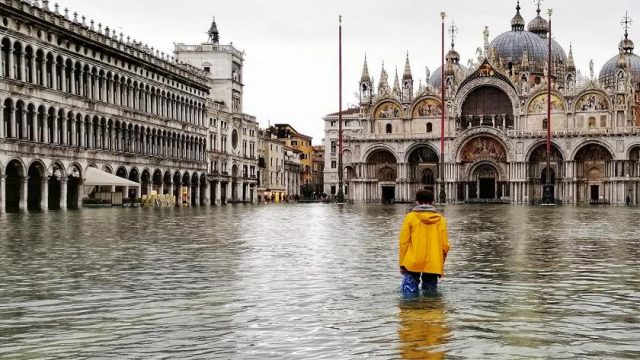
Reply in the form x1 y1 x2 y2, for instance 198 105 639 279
361 55 371 82
208 16 220 44
483 26 490 57
403 52 412 80
449 21 458 50
392 67 401 94
378 61 389 93
511 1 525 31
566 43 575 71
620 12 634 53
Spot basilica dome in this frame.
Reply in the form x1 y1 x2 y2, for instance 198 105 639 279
429 49 468 88
489 2 567 74
599 35 640 88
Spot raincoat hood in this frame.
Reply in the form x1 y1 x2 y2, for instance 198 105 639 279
411 204 442 224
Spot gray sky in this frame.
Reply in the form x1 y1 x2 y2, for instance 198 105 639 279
58 0 636 144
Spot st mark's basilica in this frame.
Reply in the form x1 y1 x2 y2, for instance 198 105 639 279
323 1 640 205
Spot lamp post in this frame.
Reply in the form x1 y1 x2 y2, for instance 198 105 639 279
542 8 555 204
439 11 446 204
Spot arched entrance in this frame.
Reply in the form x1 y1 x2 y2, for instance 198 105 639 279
407 145 439 194
527 143 564 201
173 172 181 205
48 163 64 210
141 169 151 196
128 168 140 199
163 171 172 195
5 160 24 211
66 165 82 209
459 86 513 130
473 163 499 199
366 149 398 203
181 172 191 205
152 169 163 194
191 173 199 206
459 135 508 202
574 143 613 204
27 161 45 211
629 146 640 205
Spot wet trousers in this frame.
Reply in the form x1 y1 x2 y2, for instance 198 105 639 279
406 271 438 294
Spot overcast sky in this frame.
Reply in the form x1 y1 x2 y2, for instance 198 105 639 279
58 0 636 144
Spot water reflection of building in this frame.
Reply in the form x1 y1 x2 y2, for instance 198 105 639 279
324 3 640 205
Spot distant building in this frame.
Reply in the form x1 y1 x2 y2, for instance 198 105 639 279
270 124 313 191
284 146 302 198
257 128 285 202
175 17 258 204
312 145 325 196
322 108 360 198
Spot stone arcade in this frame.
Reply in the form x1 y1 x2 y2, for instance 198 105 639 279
0 1 259 213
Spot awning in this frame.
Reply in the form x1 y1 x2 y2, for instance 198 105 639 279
83 167 140 187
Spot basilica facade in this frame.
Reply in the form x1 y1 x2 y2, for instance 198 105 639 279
324 3 640 205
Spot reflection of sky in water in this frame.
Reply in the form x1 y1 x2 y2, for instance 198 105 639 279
0 204 639 358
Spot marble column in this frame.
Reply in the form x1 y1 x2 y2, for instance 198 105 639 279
9 108 15 138
0 175 5 214
59 179 67 210
0 105 3 139
19 176 27 211
193 185 200 206
204 181 211 206
215 181 221 205
41 177 48 212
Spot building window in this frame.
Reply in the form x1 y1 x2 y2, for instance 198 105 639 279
204 66 211 73
588 117 596 128
426 123 433 132
331 121 336 127
330 140 336 155
331 160 337 169
331 185 336 195
542 118 548 129
291 140 298 146
386 123 392 134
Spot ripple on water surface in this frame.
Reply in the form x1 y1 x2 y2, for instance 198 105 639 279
1 204 640 358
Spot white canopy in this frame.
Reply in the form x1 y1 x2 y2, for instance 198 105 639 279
83 167 140 187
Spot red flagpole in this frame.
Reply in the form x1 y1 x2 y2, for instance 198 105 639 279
543 8 554 204
337 15 344 202
439 12 446 203
546 10 552 184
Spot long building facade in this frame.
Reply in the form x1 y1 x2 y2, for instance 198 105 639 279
324 3 640 205
0 1 265 213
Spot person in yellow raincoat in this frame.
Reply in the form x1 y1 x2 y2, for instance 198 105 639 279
399 190 450 294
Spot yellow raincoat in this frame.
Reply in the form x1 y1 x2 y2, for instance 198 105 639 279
399 206 450 275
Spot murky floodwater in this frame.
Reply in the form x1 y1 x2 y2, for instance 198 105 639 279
1 204 639 359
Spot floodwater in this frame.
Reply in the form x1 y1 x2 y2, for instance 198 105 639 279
1 204 639 359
